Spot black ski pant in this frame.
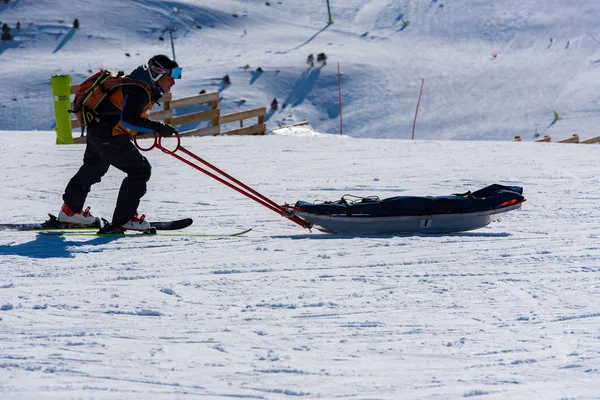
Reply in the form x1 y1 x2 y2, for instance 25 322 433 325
62 134 151 227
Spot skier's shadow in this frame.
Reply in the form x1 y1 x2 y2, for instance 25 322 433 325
0 233 121 259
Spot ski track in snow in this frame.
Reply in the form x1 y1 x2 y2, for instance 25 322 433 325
1 132 600 399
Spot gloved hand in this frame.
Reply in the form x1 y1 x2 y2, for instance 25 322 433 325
155 123 178 137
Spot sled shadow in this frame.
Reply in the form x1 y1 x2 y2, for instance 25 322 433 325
0 233 120 259
271 231 512 240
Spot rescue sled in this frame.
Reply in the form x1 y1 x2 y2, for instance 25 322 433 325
285 184 525 234
132 135 523 235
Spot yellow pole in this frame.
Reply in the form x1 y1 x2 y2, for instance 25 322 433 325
51 75 73 144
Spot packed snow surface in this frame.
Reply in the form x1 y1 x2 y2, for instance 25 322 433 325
1 130 599 399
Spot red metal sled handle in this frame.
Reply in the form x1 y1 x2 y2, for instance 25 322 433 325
134 133 181 154
134 133 158 151
133 133 312 229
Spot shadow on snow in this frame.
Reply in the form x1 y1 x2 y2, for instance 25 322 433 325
266 66 322 122
274 24 331 55
0 233 121 259
270 231 512 240
53 27 76 54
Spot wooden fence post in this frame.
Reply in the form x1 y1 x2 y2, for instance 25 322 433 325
162 93 172 125
211 100 219 128
258 113 265 135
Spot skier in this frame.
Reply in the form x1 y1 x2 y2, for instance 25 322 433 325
57 54 182 233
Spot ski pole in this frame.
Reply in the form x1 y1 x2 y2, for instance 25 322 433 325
134 134 312 229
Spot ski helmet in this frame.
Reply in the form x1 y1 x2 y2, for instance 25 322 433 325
147 54 182 81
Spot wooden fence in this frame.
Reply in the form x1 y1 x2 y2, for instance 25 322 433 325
513 134 600 144
69 84 266 144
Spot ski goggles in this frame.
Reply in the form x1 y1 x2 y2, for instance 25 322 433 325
170 67 182 79
150 64 183 80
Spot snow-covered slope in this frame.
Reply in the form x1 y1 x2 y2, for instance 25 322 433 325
1 0 599 140
2 2 600 398
2 130 600 399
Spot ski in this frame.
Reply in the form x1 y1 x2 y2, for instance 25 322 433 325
39 228 252 238
0 214 193 232
149 218 193 231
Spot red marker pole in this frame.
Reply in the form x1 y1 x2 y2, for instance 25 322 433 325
412 78 424 140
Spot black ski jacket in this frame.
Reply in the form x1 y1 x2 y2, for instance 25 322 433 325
87 66 168 138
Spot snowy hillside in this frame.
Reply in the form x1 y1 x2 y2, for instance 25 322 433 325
1 0 600 140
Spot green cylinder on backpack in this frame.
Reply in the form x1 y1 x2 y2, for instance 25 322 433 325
51 75 73 144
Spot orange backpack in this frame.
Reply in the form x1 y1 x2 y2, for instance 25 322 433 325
70 69 151 128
